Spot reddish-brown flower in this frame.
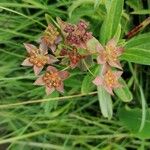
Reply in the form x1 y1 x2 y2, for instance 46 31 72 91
40 24 62 52
60 47 86 69
93 67 122 95
34 66 69 95
96 39 124 69
57 18 92 49
22 43 58 76
68 48 86 68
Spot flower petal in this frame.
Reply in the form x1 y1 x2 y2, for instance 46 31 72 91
39 43 48 55
114 71 123 79
70 61 78 69
21 58 33 66
93 76 103 86
58 71 69 80
104 85 114 95
108 60 122 70
106 38 117 49
23 43 37 53
116 47 124 56
46 66 58 73
114 82 122 88
56 83 64 93
34 76 45 85
33 66 43 76
55 36 62 44
48 55 58 64
46 86 55 95
50 44 56 53
97 54 106 64
101 64 110 75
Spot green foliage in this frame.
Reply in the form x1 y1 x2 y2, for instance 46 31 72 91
68 0 94 18
121 33 150 65
100 0 124 44
81 66 99 94
119 107 150 139
131 10 150 15
0 0 150 149
97 85 113 119
114 78 133 102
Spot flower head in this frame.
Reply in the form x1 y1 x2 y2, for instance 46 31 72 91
97 39 124 69
40 24 62 52
93 67 122 95
57 18 92 49
60 47 86 69
34 66 69 95
68 48 84 68
22 43 58 76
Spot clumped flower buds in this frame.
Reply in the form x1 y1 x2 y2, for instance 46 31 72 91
58 18 92 49
60 47 86 68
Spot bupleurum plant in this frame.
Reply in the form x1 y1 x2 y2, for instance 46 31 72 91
21 17 126 119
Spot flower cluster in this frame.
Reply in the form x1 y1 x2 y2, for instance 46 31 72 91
22 18 124 95
93 39 124 94
58 19 92 49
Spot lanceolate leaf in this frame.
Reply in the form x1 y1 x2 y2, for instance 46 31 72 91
131 9 150 15
81 66 99 94
97 85 113 119
125 0 142 11
114 78 133 102
125 33 150 48
114 23 121 43
68 0 94 18
96 66 113 119
100 0 124 44
121 47 150 65
121 33 150 65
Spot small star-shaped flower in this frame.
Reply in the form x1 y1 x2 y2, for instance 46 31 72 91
40 24 62 52
93 67 122 95
34 66 69 95
96 39 124 69
21 43 58 76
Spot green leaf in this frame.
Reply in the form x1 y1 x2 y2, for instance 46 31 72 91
131 10 150 15
68 0 94 18
100 0 124 44
96 66 113 119
114 23 121 43
81 66 99 94
81 74 95 94
126 0 142 11
121 33 150 65
68 7 95 23
125 33 150 48
114 78 133 102
97 86 113 119
120 47 150 65
94 0 101 10
118 107 150 139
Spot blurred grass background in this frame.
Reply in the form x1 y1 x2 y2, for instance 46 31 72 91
0 0 150 149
